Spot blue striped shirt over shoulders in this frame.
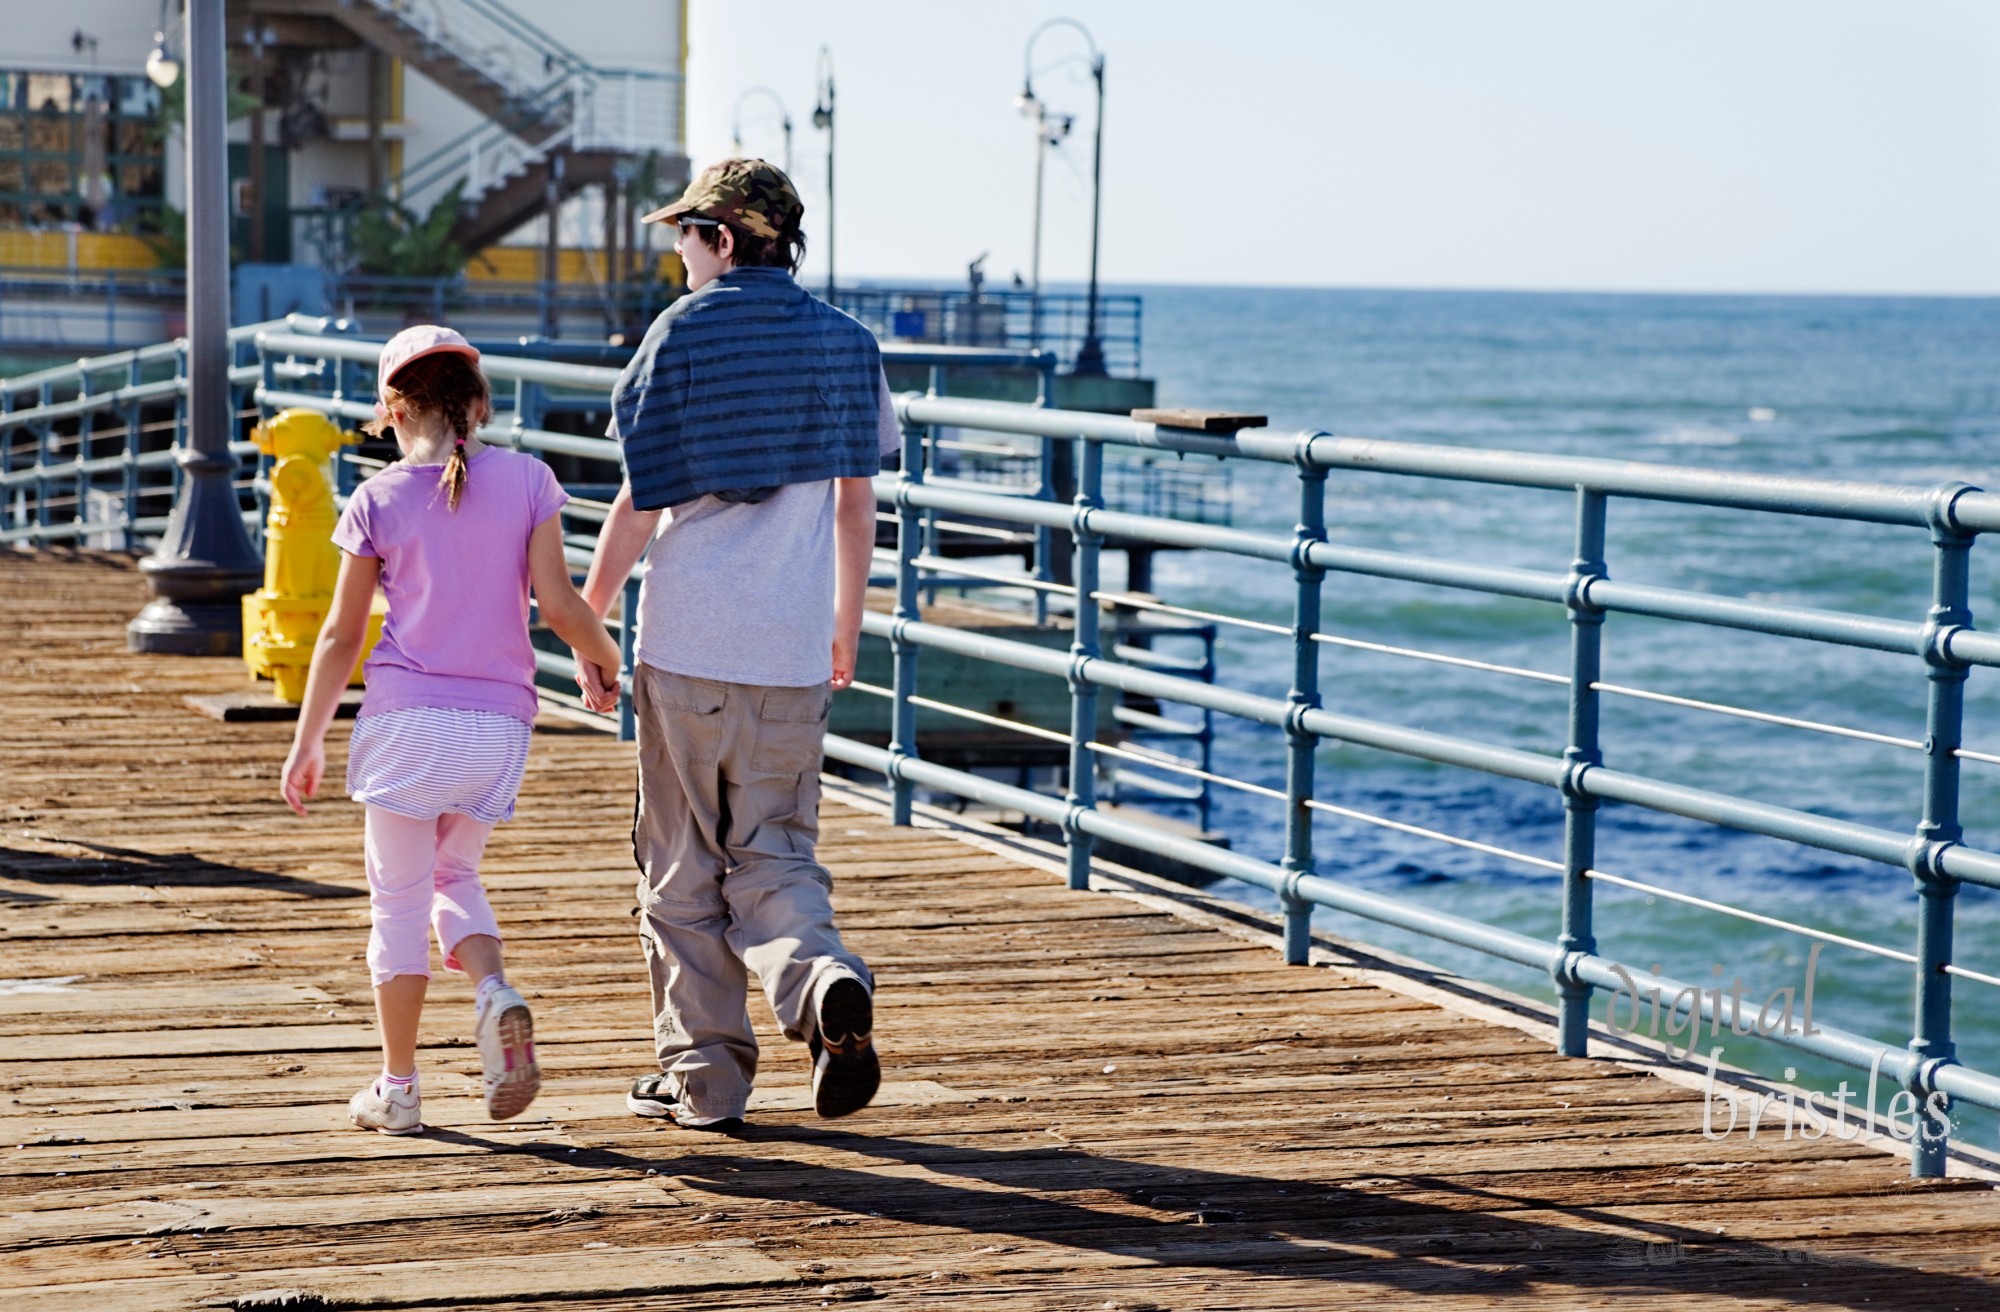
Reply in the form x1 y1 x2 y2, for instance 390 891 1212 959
611 266 885 511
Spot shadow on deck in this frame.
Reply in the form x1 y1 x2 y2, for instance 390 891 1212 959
3 549 1997 1310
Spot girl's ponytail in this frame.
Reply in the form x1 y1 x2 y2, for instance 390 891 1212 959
438 388 474 511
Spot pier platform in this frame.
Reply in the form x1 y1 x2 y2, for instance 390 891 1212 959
4 550 1998 1310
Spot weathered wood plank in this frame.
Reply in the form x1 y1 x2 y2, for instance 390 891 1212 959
8 1242 797 1311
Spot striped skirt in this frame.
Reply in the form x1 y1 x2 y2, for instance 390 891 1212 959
345 707 533 823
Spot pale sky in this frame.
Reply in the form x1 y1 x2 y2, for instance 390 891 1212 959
683 0 2000 296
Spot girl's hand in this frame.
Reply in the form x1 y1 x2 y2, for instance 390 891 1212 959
578 660 621 713
282 741 324 816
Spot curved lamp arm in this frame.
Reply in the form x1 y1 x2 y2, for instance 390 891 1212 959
1021 15 1102 106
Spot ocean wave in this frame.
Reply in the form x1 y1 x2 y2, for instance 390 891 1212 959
1835 426 1953 442
1651 424 1740 447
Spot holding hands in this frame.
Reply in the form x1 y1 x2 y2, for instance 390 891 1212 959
578 659 621 714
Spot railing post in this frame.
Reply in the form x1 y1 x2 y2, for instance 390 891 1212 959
169 345 187 506
36 381 53 538
1033 356 1055 627
514 379 543 445
74 367 94 543
1557 488 1607 1057
1908 487 1973 1178
123 355 143 549
1281 450 1327 964
890 408 925 825
332 355 357 497
252 344 279 551
1064 437 1104 890
921 365 944 607
1 386 14 535
617 572 640 743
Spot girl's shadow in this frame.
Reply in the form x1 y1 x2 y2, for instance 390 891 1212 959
0 842 362 898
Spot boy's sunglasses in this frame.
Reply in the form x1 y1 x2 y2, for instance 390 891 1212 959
676 216 722 232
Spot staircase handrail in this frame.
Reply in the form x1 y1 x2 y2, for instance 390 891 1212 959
568 68 683 154
394 81 580 202
334 1 688 257
360 0 590 96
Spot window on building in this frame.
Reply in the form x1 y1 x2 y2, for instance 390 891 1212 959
0 70 166 231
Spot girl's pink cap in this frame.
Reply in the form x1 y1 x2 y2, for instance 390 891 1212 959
374 324 480 415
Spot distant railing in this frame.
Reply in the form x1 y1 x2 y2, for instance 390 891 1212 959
325 273 678 336
0 266 681 351
0 266 188 352
10 329 1998 1179
0 272 1142 378
836 287 1143 377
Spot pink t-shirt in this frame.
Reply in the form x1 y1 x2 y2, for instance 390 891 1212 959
333 446 568 725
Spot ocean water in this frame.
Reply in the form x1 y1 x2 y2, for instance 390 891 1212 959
1112 285 2000 1148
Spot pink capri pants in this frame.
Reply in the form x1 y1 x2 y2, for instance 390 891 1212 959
363 805 503 986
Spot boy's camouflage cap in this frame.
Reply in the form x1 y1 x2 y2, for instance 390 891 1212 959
640 158 803 240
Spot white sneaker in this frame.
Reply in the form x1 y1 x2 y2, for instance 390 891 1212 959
475 984 541 1120
349 1075 423 1135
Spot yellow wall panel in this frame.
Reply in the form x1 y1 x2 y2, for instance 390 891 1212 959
466 245 682 286
0 231 160 271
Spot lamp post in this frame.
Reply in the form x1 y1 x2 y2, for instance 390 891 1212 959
812 47 835 300
1016 18 1106 376
1011 95 1070 352
128 0 263 654
731 86 793 175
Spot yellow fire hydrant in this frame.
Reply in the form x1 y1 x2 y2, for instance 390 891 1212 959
242 408 385 702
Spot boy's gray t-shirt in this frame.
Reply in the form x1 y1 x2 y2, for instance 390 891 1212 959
626 371 899 687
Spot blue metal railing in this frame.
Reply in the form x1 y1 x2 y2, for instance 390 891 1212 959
0 316 351 547
7 330 2000 1178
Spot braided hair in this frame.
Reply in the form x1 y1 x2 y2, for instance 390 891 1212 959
361 353 492 511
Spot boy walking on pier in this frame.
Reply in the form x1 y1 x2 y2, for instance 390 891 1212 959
579 158 895 1130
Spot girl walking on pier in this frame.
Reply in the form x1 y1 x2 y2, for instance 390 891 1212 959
280 325 623 1135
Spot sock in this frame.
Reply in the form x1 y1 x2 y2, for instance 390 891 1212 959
380 1069 416 1095
475 973 506 1009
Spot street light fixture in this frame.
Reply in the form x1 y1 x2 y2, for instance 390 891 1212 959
731 86 793 176
1017 17 1107 376
146 0 180 88
812 47 835 300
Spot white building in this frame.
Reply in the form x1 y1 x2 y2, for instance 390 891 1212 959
1 1 687 283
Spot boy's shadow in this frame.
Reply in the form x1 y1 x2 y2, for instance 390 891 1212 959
427 1124 1997 1305
0 843 362 898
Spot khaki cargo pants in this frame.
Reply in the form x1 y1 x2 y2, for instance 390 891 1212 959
630 663 872 1121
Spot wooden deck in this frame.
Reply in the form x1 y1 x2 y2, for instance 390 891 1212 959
4 549 1999 1311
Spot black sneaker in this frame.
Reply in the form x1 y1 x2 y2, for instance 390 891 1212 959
626 1074 744 1132
811 976 880 1119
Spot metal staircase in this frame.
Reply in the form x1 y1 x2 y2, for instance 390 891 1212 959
258 0 684 255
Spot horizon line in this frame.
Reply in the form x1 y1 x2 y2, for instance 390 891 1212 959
823 275 2000 301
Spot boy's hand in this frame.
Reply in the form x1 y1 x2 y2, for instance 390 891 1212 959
831 634 858 691
281 742 324 817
